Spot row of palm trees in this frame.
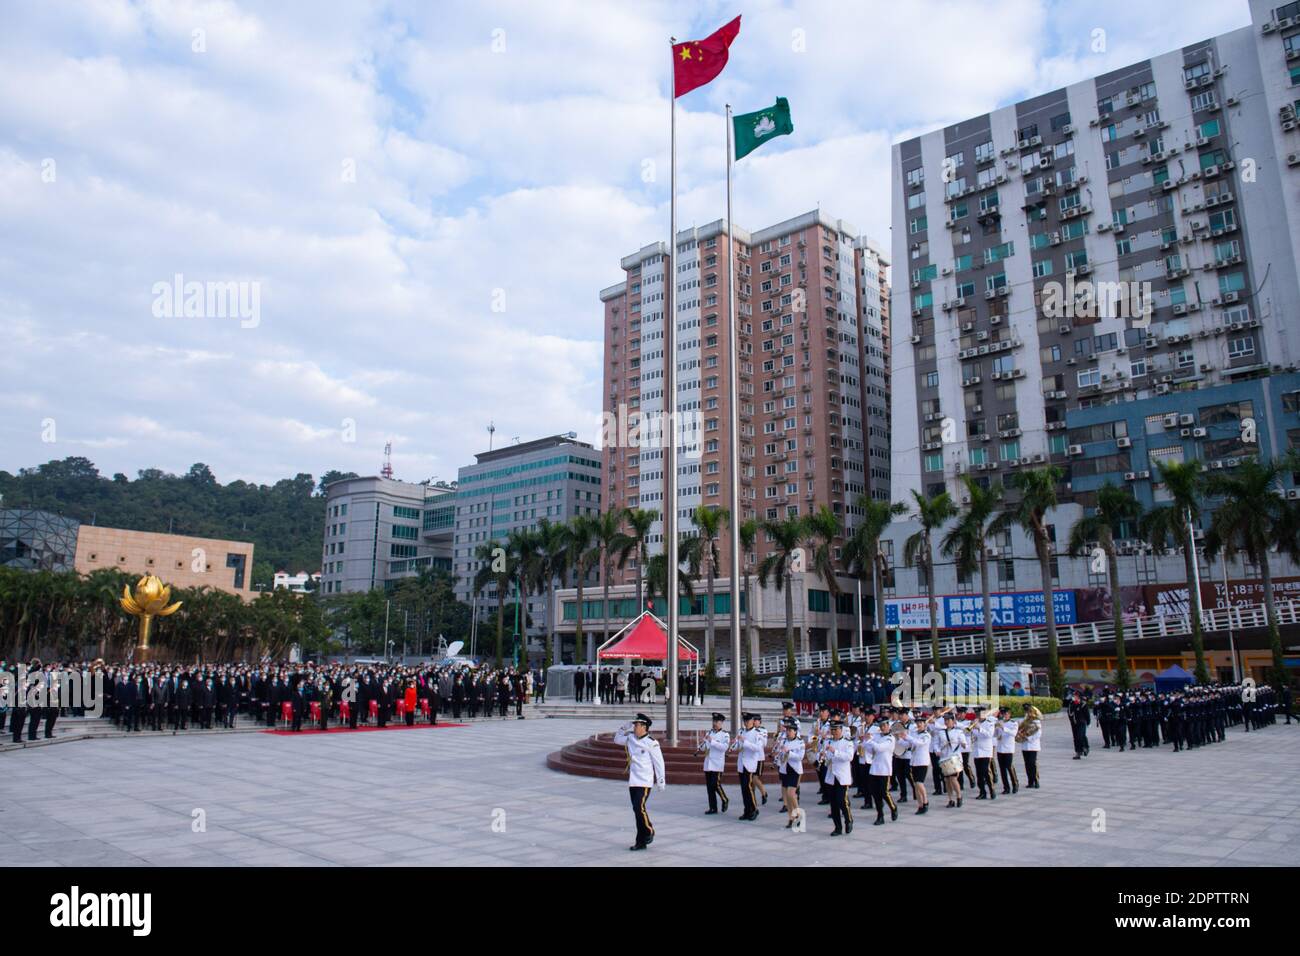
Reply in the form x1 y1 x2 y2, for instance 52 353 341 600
902 456 1299 697
473 453 1297 692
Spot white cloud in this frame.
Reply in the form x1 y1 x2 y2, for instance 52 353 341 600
0 0 1254 486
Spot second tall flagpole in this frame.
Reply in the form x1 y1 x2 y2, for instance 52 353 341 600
665 37 680 746
725 104 742 737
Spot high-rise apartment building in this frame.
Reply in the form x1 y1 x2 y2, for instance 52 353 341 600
601 210 891 584
881 0 1300 640
891 0 1300 512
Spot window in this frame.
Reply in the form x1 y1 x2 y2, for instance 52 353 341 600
906 167 925 188
1227 336 1256 359
1078 368 1100 388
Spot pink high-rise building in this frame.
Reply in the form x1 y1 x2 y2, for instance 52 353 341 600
599 209 891 591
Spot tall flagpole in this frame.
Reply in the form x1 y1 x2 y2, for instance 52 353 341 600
665 38 680 745
725 104 742 736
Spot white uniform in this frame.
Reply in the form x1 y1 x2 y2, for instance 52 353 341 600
995 719 1019 755
1021 721 1042 752
971 716 997 758
825 737 855 785
777 736 806 775
614 728 666 788
936 725 964 760
907 729 932 767
893 728 912 763
738 727 766 773
957 720 973 754
867 735 896 775
702 729 729 772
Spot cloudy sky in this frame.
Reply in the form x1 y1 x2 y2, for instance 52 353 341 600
0 0 1254 487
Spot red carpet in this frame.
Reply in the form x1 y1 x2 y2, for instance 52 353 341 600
261 722 468 736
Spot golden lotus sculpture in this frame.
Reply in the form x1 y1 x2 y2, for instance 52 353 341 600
120 574 183 656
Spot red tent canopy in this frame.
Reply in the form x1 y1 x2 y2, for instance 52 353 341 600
598 612 698 661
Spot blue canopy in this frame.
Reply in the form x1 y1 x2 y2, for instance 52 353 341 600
1154 664 1195 692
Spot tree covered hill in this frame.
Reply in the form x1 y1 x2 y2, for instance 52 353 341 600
0 457 359 585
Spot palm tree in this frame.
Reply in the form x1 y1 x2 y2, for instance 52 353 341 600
991 466 1065 696
506 527 542 667
758 516 808 693
1067 483 1143 689
844 497 907 675
1202 455 1300 687
530 518 568 670
1139 461 1209 683
562 515 596 665
618 508 659 614
682 505 727 666
644 552 695 607
473 539 514 668
905 489 958 673
942 477 1005 686
589 507 630 664
804 505 844 673
738 517 760 685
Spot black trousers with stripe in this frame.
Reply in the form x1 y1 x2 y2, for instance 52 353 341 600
704 770 728 812
996 752 1018 791
738 769 757 817
867 774 896 820
828 781 852 830
1022 750 1039 787
628 786 654 846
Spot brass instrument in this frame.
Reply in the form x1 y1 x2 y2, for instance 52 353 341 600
1015 705 1042 743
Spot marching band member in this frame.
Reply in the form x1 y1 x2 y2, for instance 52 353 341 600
824 718 855 836
779 701 802 811
994 705 1020 795
929 713 946 796
613 713 666 851
906 714 932 815
1018 704 1042 789
958 712 977 788
699 712 730 814
775 716 805 829
891 708 914 803
813 704 832 805
936 709 965 808
970 707 998 800
849 704 868 800
865 718 898 825
749 714 770 808
733 711 765 821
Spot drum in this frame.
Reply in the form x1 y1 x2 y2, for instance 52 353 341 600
939 754 963 777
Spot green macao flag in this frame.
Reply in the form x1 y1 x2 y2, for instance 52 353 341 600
733 97 793 160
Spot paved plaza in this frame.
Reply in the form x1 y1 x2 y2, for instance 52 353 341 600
1 713 1296 866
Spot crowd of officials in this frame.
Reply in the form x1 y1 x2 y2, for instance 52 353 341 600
0 658 548 741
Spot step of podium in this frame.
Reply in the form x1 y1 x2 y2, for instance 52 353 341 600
533 699 787 722
546 729 823 787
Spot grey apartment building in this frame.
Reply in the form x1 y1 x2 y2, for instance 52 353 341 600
453 435 603 658
884 0 1300 616
319 476 454 595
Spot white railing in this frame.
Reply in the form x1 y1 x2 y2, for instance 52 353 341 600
715 597 1299 677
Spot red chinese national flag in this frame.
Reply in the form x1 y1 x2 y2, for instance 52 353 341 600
672 15 741 97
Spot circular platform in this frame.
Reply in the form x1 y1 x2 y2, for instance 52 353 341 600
546 729 822 786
